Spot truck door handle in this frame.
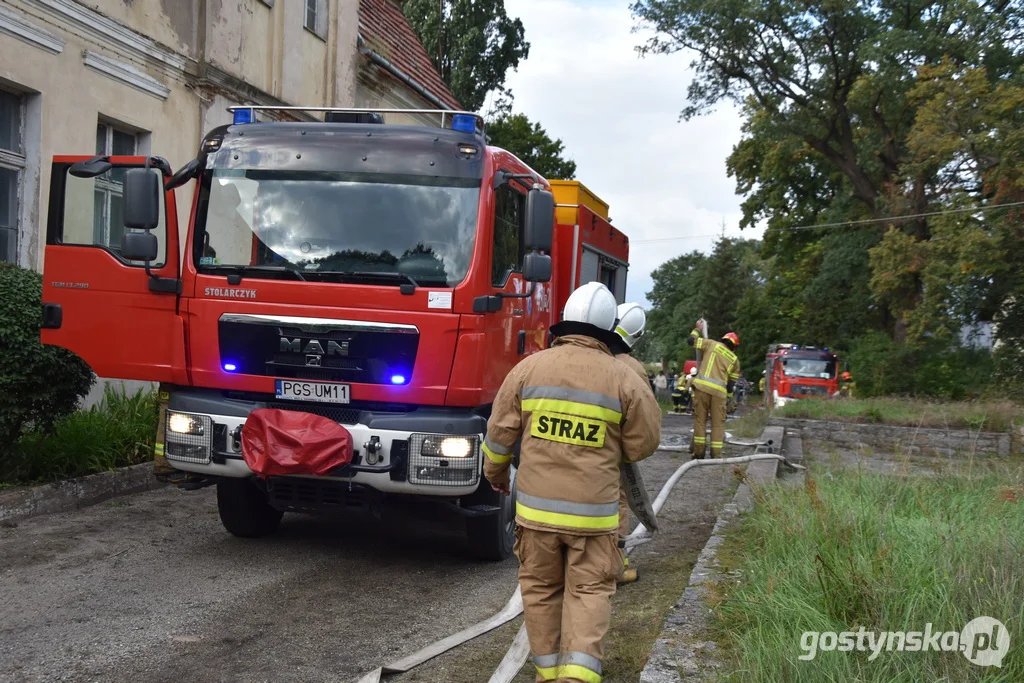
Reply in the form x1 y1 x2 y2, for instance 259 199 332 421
41 303 62 329
517 330 526 355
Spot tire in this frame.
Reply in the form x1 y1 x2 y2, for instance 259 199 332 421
465 467 516 561
216 478 284 538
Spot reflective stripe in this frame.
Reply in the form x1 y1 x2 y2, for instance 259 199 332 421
696 374 726 388
615 326 629 339
534 654 560 668
483 442 511 465
535 664 558 681
154 443 165 455
692 436 706 443
517 491 618 517
693 377 727 395
521 386 622 422
484 438 511 455
559 664 602 682
710 441 724 448
562 652 602 675
517 497 618 531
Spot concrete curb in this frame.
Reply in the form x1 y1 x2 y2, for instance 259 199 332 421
639 426 787 683
0 462 164 524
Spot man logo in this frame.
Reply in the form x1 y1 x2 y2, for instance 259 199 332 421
280 338 349 357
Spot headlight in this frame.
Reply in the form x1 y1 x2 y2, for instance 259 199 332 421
168 412 204 436
420 435 473 458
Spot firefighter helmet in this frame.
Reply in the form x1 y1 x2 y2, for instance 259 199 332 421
561 282 617 331
842 371 852 381
722 332 740 347
614 303 646 348
689 367 697 376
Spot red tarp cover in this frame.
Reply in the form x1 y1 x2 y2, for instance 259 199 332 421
241 409 353 478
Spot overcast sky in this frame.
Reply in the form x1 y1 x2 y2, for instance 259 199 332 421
500 0 764 307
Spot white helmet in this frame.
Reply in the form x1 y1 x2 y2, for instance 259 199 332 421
561 281 617 331
615 303 646 348
689 367 697 376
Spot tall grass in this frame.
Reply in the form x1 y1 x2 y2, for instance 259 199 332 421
775 397 1022 432
0 385 158 484
712 464 1024 681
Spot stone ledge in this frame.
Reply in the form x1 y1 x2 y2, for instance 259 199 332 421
0 463 163 524
640 426 793 682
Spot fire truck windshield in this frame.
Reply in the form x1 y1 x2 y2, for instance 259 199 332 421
193 170 481 287
781 358 836 379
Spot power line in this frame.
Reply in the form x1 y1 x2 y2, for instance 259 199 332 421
629 199 1024 244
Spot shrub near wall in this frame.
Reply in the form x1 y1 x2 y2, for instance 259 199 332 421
0 263 94 460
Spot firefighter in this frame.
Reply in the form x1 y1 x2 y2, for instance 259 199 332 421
840 371 856 398
759 370 766 395
686 320 740 459
484 282 661 683
610 301 652 586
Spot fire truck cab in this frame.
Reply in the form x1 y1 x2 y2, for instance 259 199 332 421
38 107 630 561
764 344 840 408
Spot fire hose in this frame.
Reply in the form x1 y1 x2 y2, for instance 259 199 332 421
354 450 805 683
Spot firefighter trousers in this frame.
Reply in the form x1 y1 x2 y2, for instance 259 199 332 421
515 526 620 682
692 389 726 458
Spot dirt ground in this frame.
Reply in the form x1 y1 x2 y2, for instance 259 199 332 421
0 412 747 683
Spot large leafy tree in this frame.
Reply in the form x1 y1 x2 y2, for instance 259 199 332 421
631 0 1024 343
485 112 577 179
402 0 530 111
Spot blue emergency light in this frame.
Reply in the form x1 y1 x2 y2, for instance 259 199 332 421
390 374 407 385
232 108 253 125
451 114 476 133
223 362 238 372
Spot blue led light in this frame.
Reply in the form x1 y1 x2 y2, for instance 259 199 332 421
232 109 253 125
390 374 406 385
451 114 476 133
223 363 238 372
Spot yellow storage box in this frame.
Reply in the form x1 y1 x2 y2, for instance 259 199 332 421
549 180 610 225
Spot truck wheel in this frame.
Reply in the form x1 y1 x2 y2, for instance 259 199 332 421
216 478 284 538
465 468 516 561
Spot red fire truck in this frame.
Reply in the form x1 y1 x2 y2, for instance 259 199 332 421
763 343 840 408
39 107 630 561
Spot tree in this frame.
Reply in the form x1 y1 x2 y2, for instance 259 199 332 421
631 0 1024 341
485 112 577 179
402 0 530 111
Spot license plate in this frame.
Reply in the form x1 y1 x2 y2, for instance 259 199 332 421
274 380 350 404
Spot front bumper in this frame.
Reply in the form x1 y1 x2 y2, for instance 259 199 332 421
162 388 487 497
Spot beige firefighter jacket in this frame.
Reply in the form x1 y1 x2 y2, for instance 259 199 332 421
689 328 740 397
483 334 662 536
615 352 649 384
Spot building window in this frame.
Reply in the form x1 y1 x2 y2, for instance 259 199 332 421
93 121 139 249
304 0 327 40
491 185 524 286
0 89 25 264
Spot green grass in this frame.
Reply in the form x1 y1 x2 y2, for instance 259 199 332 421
775 397 1022 432
0 385 158 485
710 462 1024 681
728 408 769 438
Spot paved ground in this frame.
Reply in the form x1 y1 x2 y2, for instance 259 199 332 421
0 412 745 683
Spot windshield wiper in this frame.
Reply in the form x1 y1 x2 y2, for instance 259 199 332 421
202 264 306 283
316 271 420 293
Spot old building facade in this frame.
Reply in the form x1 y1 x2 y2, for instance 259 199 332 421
0 0 461 271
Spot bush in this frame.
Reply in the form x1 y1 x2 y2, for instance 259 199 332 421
847 331 993 399
0 263 95 457
1 385 157 484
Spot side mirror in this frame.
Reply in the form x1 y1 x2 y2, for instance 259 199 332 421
123 168 161 230
523 188 554 252
121 231 159 261
69 156 113 178
165 158 202 191
523 252 552 283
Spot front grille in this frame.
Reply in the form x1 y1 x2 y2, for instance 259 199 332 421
791 383 829 396
408 434 480 487
267 477 370 512
267 401 362 425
